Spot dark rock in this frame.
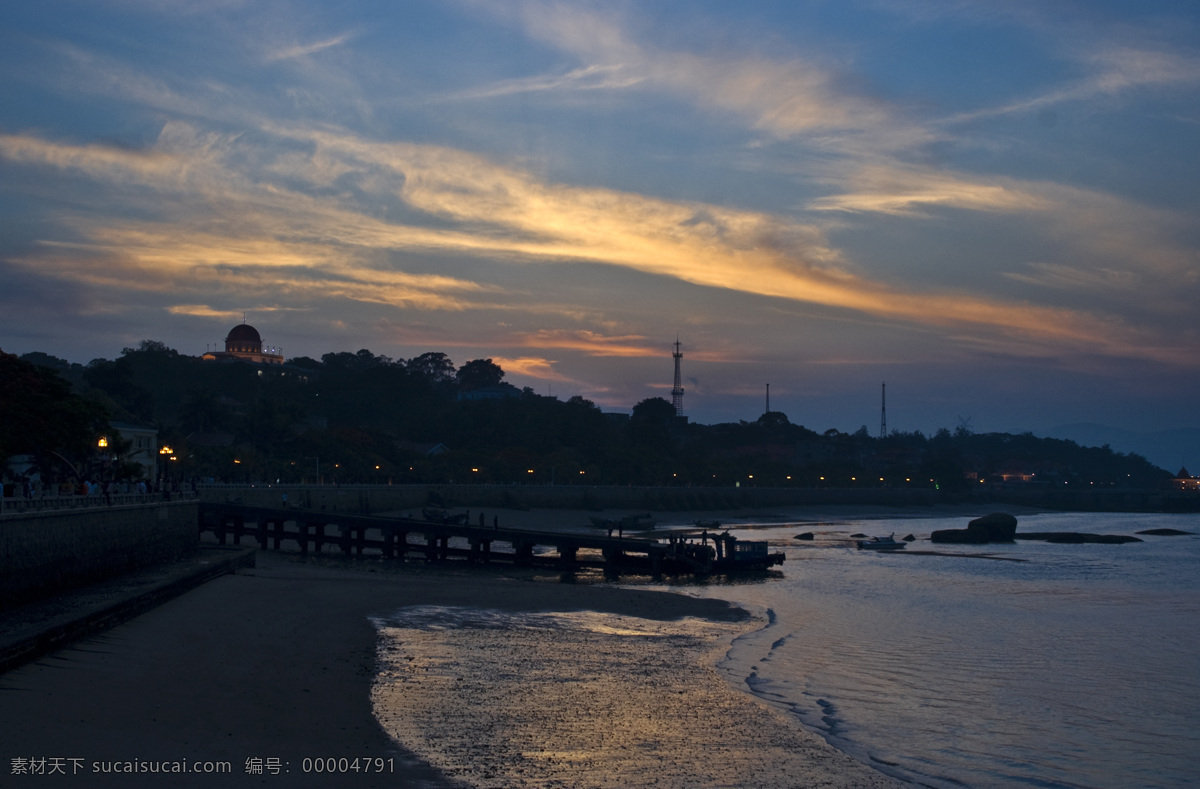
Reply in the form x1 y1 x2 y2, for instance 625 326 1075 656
1046 533 1141 544
794 532 815 541
1016 532 1143 544
968 512 1018 541
931 512 1018 544
902 534 916 542
1135 528 1195 536
850 533 867 538
930 528 988 544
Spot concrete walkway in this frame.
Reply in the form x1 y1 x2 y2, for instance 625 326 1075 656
0 546 256 674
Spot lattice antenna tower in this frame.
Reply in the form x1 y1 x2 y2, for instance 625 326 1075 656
880 381 887 438
671 337 685 417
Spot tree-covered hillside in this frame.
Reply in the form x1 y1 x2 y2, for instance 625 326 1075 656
5 341 1171 490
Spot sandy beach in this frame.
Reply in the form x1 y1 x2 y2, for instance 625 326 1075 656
0 505 921 787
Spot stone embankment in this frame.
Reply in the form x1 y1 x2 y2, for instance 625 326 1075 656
0 501 197 609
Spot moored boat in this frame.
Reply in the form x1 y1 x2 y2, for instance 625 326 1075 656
663 531 785 573
856 533 906 550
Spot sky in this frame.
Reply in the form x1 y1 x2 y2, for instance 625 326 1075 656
1 0 1198 444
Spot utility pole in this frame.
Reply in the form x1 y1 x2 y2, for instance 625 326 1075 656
765 383 770 415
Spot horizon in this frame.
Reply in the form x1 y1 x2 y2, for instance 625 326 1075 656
2 2 1198 460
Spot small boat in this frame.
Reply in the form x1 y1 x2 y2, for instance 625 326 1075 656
590 513 657 531
422 507 467 524
856 533 906 551
662 531 785 573
621 513 657 530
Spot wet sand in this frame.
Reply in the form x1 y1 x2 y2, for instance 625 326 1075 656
373 607 898 788
0 506 915 787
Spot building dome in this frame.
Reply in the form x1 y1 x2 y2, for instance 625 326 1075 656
203 319 283 365
225 323 263 354
227 323 262 343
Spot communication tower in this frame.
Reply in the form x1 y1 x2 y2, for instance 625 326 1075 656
671 338 685 417
880 381 887 438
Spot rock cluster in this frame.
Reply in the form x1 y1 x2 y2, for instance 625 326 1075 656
1015 532 1142 544
930 512 1018 544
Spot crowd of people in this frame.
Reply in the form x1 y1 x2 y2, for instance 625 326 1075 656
0 475 198 508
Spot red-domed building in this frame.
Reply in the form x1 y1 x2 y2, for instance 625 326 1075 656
202 321 284 365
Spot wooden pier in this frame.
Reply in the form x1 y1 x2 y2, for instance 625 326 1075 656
198 503 782 575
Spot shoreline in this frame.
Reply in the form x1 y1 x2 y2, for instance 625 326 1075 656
0 504 963 787
404 500 1043 533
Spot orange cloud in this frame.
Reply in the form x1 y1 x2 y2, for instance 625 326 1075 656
489 356 574 382
3 123 1191 367
508 330 658 358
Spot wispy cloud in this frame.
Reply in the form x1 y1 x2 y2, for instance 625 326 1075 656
166 305 247 320
265 31 357 63
3 119 1187 366
808 164 1050 216
1004 262 1141 293
940 45 1200 125
485 0 916 145
437 64 643 102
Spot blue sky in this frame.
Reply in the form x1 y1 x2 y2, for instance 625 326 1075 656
1 0 1198 442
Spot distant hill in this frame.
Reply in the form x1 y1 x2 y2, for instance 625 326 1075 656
1038 423 1200 474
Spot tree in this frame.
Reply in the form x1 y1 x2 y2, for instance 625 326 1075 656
407 352 456 384
123 339 178 356
631 397 676 423
19 352 73 375
629 397 676 450
757 411 791 432
288 356 323 370
456 359 504 390
321 349 387 373
0 350 109 479
82 357 154 420
179 389 228 434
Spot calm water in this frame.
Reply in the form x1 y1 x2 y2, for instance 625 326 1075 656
669 512 1200 788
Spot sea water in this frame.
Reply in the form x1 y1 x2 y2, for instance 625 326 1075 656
675 511 1200 788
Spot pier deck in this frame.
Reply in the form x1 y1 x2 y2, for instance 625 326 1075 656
199 503 707 575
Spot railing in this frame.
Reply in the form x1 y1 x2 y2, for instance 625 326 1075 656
0 490 198 515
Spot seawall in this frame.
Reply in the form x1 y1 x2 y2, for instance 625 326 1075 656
0 501 198 609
